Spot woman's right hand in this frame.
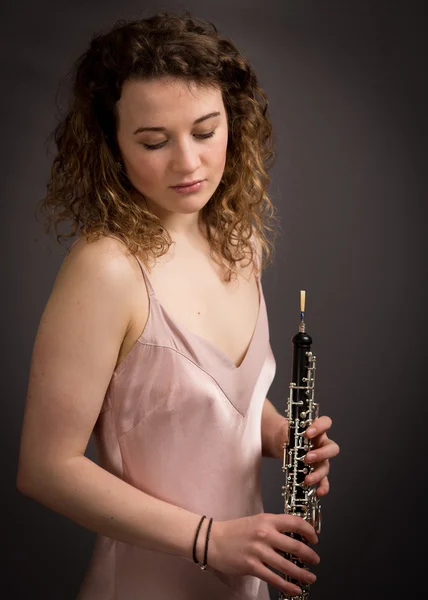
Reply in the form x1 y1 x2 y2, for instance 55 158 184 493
209 513 320 597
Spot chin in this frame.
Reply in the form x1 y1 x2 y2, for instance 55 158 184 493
174 198 210 214
170 188 213 210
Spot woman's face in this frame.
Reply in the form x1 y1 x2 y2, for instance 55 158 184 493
115 77 229 223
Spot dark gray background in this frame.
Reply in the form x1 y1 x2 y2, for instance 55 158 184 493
3 1 426 598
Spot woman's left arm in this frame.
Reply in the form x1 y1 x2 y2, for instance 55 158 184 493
261 398 340 497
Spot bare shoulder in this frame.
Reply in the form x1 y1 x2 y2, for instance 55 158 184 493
62 234 148 308
63 234 141 279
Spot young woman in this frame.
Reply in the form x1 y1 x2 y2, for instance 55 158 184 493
17 11 339 600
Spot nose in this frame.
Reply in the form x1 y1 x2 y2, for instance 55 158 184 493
170 138 202 174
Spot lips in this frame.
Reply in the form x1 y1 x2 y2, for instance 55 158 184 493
171 179 203 188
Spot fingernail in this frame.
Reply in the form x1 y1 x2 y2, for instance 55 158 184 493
307 427 316 436
308 572 317 583
293 587 302 595
306 452 316 462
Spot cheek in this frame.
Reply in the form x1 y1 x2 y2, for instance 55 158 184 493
128 152 164 188
209 133 228 168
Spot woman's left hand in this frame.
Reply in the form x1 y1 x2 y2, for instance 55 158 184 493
273 415 340 497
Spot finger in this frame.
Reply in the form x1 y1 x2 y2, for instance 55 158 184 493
274 514 319 545
316 476 329 496
259 546 317 587
305 460 330 485
250 561 303 598
305 415 332 438
306 431 328 452
273 530 321 565
305 440 340 463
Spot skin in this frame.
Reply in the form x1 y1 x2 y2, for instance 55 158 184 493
115 76 229 243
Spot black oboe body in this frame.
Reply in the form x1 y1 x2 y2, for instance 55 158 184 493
278 291 321 600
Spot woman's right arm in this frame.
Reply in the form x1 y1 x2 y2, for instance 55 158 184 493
16 237 208 562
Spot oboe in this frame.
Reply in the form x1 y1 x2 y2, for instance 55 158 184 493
279 291 322 600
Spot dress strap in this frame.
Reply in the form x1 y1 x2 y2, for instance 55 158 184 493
132 254 156 297
68 237 84 253
249 233 261 281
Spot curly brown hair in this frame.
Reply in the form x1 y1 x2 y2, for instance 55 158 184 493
36 10 281 282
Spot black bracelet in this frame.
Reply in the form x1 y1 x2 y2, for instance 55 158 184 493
192 515 206 564
200 517 213 571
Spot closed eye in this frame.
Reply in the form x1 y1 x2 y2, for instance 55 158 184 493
142 130 216 150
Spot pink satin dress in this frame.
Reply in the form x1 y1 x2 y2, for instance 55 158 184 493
73 236 277 600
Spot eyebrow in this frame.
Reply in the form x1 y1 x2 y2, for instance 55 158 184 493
133 111 221 135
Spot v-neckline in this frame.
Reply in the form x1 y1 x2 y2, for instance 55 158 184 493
150 273 262 371
136 256 263 372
